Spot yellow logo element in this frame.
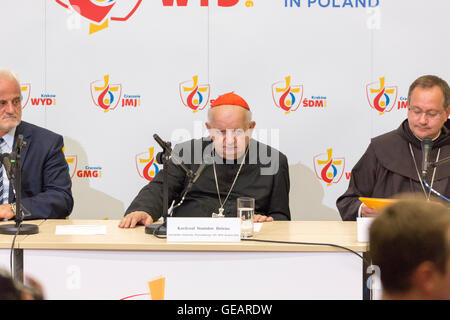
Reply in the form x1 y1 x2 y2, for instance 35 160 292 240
148 277 165 300
314 148 345 186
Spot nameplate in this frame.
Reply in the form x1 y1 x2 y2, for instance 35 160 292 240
166 217 241 243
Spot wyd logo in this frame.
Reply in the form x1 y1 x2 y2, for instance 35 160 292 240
63 147 78 179
19 83 56 108
136 147 160 181
272 76 303 114
20 84 31 109
179 75 210 113
91 75 122 112
56 0 142 34
366 77 398 115
162 0 244 7
121 277 165 300
313 149 349 186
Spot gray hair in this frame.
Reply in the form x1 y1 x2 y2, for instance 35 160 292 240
0 67 20 85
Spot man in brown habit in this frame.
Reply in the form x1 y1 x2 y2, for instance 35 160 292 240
337 75 450 221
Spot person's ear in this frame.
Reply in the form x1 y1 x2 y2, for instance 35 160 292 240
410 261 441 298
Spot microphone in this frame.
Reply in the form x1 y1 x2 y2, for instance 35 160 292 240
421 137 433 179
0 153 14 180
14 135 26 154
192 163 207 184
153 134 194 179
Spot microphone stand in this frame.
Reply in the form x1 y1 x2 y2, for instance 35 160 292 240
429 156 450 169
145 134 196 236
0 136 39 235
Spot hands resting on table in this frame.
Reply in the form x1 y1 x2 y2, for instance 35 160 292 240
118 211 274 229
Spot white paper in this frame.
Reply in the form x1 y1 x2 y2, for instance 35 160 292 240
357 217 375 242
167 217 241 242
253 222 263 232
55 225 107 235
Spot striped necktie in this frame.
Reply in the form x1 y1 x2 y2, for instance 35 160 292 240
0 138 5 204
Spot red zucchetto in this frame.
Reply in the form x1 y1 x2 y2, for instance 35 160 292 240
210 92 250 110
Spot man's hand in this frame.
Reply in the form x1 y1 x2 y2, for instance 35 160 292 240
361 204 378 218
253 214 274 223
0 204 15 220
118 211 153 228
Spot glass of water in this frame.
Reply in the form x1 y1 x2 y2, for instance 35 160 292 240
237 197 255 238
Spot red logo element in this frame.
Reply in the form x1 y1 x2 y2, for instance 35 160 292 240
136 147 160 181
90 75 122 113
179 75 210 113
20 83 31 109
56 0 142 34
313 149 345 186
366 77 398 114
162 0 239 7
63 147 78 179
272 76 303 114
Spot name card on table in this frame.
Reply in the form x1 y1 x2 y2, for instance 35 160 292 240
166 217 241 243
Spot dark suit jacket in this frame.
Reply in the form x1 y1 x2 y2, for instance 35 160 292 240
7 121 73 219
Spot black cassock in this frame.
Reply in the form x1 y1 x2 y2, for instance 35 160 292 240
337 119 450 221
126 138 291 222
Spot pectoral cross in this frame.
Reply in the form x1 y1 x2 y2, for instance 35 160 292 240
212 207 225 218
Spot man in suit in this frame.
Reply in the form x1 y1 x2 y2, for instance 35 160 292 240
0 68 73 220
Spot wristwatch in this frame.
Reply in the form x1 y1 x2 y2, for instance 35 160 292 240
10 203 16 215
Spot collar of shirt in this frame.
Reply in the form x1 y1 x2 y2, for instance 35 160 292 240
1 126 16 153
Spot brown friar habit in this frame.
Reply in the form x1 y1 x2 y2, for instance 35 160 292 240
337 119 450 221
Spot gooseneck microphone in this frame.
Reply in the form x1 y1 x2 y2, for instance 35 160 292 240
0 153 14 180
421 137 433 179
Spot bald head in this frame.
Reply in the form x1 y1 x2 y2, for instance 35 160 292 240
207 104 252 125
205 105 255 160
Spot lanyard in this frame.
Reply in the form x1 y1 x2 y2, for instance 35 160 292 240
409 143 440 200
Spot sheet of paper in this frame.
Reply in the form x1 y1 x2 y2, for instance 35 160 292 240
55 225 107 235
253 222 263 233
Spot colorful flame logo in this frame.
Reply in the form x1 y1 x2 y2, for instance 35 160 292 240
366 77 398 115
90 75 122 112
63 147 78 179
20 83 31 109
272 76 303 114
120 277 165 300
56 0 142 34
179 75 210 113
313 149 345 186
136 147 160 181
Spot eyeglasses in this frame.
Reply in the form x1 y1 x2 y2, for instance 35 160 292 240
408 107 445 119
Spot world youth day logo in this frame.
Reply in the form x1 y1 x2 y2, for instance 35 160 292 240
63 147 78 179
20 83 31 109
179 75 210 113
272 76 303 114
366 77 398 115
56 0 142 34
313 149 346 186
90 75 122 112
136 147 160 182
